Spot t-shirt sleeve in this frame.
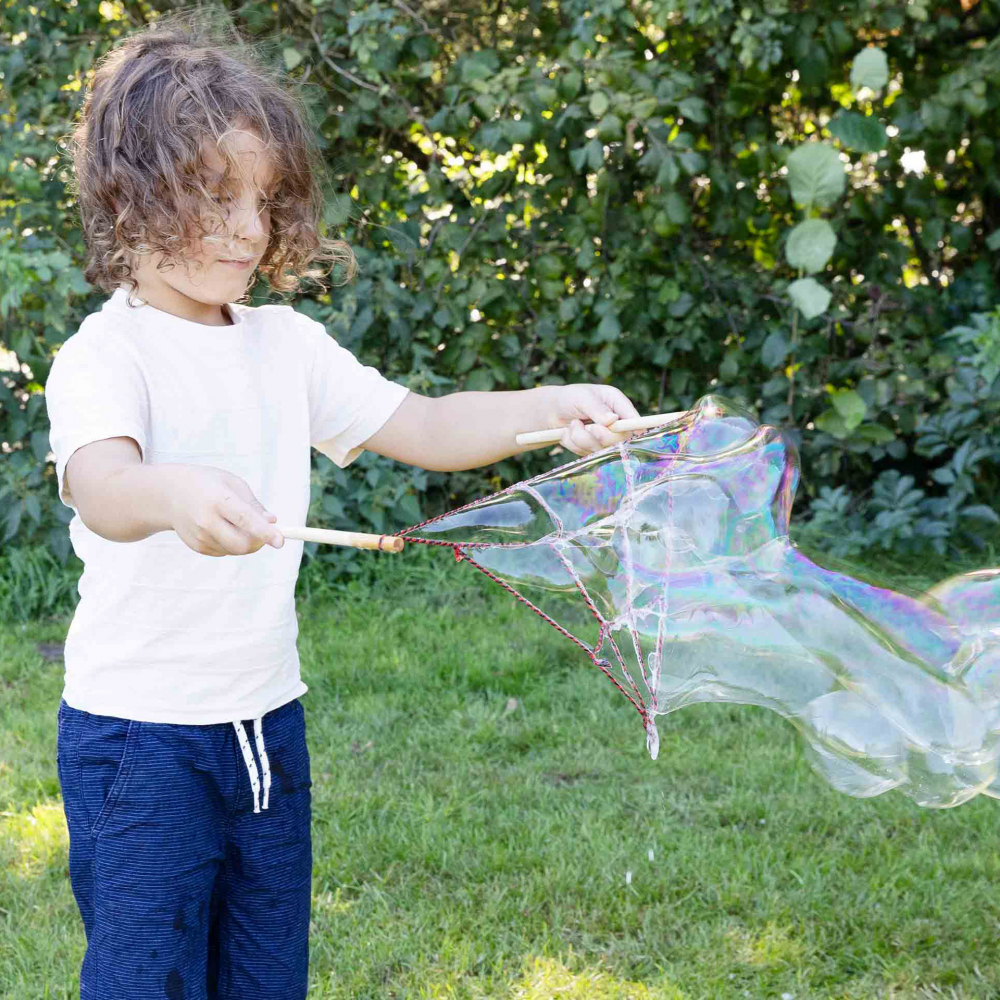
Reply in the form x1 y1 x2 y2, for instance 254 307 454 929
45 330 149 510
303 314 409 468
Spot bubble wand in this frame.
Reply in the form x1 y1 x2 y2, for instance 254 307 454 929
274 525 404 552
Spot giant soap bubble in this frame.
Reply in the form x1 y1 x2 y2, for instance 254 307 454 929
399 396 1000 808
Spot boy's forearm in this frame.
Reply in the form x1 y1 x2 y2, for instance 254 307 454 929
79 464 182 543
380 388 556 472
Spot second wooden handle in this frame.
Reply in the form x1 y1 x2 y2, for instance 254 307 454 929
515 410 687 447
275 525 404 552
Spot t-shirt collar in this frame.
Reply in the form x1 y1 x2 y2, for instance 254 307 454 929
108 286 246 331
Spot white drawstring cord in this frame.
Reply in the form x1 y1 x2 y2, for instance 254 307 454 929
233 718 270 813
253 716 271 811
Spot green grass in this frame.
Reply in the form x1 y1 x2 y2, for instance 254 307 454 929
2 543 1000 999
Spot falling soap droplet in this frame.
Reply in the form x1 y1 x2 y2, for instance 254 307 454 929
646 719 659 761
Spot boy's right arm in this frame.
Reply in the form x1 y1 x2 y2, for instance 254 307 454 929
65 437 284 556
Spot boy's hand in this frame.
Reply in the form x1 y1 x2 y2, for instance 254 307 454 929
170 466 284 557
544 383 642 457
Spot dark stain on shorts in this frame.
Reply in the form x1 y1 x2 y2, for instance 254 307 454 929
151 949 158 959
270 758 296 795
173 904 188 933
137 965 144 976
229 843 243 877
165 967 184 1000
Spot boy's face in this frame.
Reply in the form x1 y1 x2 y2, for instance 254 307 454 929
128 127 277 326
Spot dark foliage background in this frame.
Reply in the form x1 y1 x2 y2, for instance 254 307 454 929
2 0 998 577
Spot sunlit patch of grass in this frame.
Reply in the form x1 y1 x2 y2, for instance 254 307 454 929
1 800 68 876
313 886 356 918
419 955 685 1000
508 956 682 999
725 921 805 968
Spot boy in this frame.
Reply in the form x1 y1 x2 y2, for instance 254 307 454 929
45 12 639 999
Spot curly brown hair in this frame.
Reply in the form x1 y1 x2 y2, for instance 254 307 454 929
66 7 355 303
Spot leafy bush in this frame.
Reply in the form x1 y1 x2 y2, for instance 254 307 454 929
802 309 1000 556
2 0 998 578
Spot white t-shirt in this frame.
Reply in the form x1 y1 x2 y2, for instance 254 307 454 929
45 287 409 724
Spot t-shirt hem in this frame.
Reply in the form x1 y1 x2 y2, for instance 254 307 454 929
59 680 308 725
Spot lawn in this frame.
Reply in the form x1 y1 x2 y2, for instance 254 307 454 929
1 543 999 999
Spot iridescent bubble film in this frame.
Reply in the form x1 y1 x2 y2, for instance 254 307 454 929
401 395 1000 808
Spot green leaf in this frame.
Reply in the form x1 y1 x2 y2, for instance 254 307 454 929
597 312 621 341
559 297 578 323
814 408 851 439
597 114 623 141
850 47 889 93
589 92 610 117
461 52 498 83
13 330 33 359
677 150 706 174
667 292 693 318
678 97 708 124
24 494 41 523
283 48 303 71
656 153 680 186
586 138 604 172
853 424 896 445
786 219 837 274
536 255 562 280
596 342 617 379
786 143 846 209
464 369 495 392
830 388 867 430
962 504 1000 524
761 330 790 369
323 194 353 227
788 277 831 319
664 191 689 225
719 349 740 381
987 230 1000 252
828 112 888 154
30 430 50 462
633 96 658 119
398 492 423 524
964 91 989 118
560 70 582 99
3 500 23 543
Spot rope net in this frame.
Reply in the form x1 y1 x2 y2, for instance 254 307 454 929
397 395 1000 809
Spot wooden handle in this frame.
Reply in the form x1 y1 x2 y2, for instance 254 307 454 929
515 410 688 447
274 524 404 552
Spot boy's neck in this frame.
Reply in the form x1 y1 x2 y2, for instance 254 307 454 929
127 283 234 327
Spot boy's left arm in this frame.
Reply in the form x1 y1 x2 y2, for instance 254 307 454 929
363 384 640 471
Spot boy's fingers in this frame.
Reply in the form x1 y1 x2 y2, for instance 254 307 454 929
563 420 612 456
593 384 640 422
586 422 627 449
218 497 283 550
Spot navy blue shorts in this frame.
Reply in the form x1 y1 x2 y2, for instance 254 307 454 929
56 697 312 999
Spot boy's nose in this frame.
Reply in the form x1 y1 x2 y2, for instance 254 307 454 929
229 203 269 243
